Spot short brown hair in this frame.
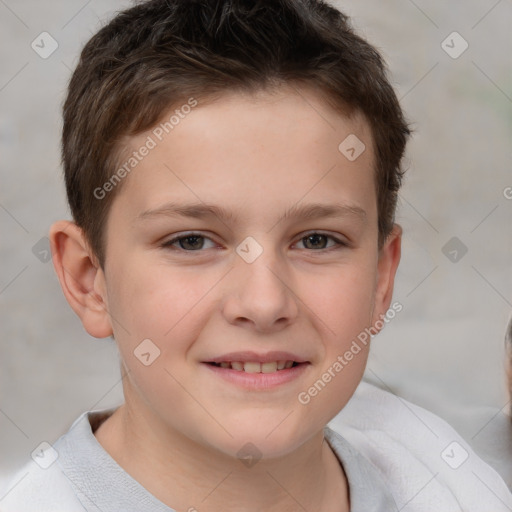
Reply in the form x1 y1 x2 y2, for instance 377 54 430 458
62 0 410 267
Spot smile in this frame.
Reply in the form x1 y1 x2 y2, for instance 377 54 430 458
208 361 298 373
203 361 310 390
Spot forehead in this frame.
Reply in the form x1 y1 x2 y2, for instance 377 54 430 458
110 86 376 225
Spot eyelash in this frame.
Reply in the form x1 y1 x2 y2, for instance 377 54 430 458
160 232 348 253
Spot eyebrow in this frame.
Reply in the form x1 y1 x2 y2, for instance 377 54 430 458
137 201 367 225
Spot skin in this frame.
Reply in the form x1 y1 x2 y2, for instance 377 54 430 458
50 85 401 512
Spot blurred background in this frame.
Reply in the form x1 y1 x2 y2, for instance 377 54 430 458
1 0 511 489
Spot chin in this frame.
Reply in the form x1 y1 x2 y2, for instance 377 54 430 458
204 416 319 462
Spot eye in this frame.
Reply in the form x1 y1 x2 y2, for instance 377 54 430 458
295 232 346 251
161 233 217 251
161 231 348 253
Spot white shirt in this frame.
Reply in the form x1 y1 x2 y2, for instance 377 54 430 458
1 381 511 511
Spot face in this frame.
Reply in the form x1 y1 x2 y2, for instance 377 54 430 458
97 86 398 458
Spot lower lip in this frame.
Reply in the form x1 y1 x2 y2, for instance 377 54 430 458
202 363 310 390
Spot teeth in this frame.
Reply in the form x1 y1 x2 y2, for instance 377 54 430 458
214 360 298 373
244 362 261 373
261 362 278 373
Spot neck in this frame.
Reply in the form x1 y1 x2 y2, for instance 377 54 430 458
94 401 349 512
95 368 350 512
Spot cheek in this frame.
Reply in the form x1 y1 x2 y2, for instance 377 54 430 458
301 261 376 403
105 262 222 403
296 271 375 422
108 259 217 337
314 262 378 339
106 263 212 419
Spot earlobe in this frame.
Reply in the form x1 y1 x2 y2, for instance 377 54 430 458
49 220 113 338
371 224 402 330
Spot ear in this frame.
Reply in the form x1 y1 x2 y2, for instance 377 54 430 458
49 220 113 338
371 224 402 330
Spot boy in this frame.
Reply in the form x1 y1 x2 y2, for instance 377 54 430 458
1 0 511 510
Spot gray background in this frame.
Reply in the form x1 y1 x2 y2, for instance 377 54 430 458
1 0 511 488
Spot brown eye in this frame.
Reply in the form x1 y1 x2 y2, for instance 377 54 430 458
302 234 328 250
162 233 216 251
297 233 344 251
176 235 205 250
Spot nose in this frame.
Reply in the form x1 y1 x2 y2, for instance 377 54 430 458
221 247 299 334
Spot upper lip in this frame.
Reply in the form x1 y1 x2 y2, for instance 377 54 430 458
204 351 310 364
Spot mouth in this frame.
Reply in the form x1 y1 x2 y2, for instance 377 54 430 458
201 352 310 390
206 360 302 373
